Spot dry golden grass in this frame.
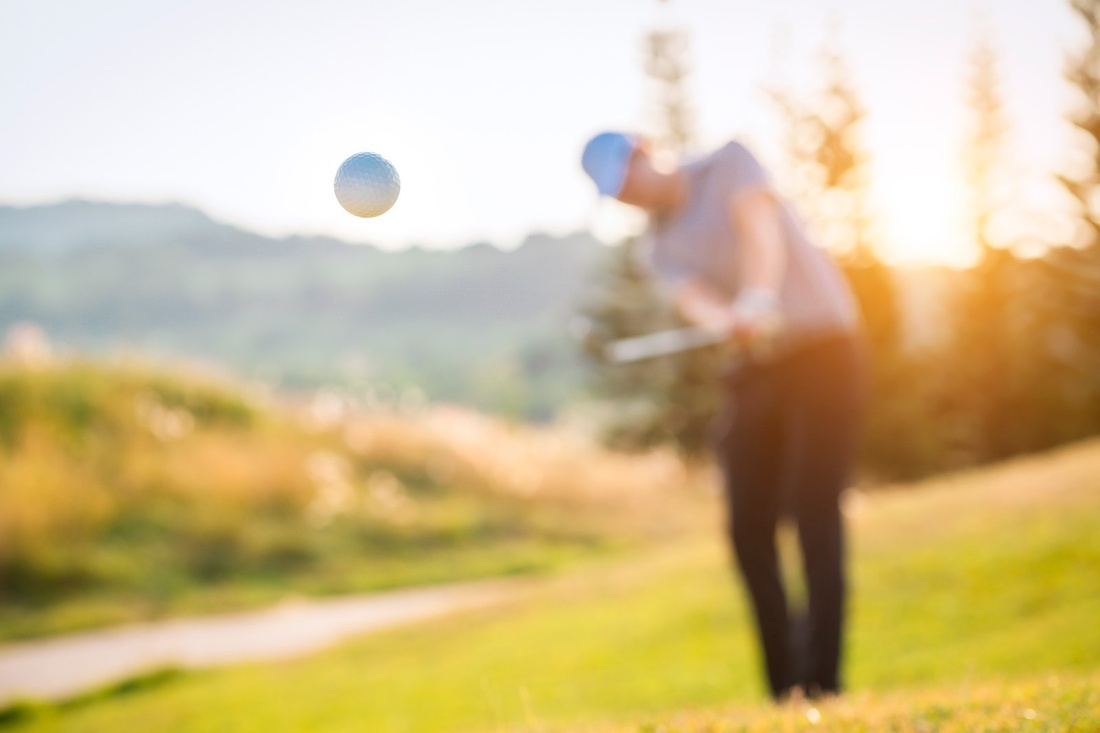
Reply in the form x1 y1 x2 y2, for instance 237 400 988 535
0 359 714 639
847 436 1100 554
339 406 712 533
571 671 1100 733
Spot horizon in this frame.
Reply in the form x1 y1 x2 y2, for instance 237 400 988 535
0 196 990 269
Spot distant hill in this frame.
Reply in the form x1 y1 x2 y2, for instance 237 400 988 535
0 200 608 418
0 200 959 420
0 200 255 255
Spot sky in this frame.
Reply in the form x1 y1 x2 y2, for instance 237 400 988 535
0 0 1083 265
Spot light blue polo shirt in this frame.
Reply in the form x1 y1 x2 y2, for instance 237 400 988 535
645 141 859 343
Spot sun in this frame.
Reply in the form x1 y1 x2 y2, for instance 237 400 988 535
872 154 979 269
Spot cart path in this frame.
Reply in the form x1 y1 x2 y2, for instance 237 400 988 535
0 578 525 705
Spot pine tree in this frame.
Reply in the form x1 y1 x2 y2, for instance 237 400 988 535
580 8 720 460
642 24 697 155
1043 0 1100 440
941 34 1022 462
579 235 722 455
815 46 901 358
769 39 919 478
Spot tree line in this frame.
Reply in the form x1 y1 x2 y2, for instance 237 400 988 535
581 1 1100 481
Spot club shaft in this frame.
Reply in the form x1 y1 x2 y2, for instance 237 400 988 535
605 327 725 363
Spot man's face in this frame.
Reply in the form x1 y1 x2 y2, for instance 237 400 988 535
615 145 663 210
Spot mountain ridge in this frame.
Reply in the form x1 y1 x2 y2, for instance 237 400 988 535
0 200 608 418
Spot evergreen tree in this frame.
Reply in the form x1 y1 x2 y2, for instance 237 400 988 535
942 33 1024 462
579 236 722 455
641 24 698 155
580 8 721 460
769 39 918 478
813 46 901 356
1043 0 1100 439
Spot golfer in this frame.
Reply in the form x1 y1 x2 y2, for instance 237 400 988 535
581 132 867 700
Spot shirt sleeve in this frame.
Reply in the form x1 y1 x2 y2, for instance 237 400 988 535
720 141 774 201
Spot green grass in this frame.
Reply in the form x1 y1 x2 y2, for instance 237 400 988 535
609 672 1100 732
4 438 1099 732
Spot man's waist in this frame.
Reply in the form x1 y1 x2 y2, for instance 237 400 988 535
721 328 863 387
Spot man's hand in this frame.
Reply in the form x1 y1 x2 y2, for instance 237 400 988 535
727 287 783 352
675 280 784 355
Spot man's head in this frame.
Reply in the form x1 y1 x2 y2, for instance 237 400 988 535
581 132 670 210
581 132 636 198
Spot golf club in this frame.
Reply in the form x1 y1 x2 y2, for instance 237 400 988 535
603 325 726 363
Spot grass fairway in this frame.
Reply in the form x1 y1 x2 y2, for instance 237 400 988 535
4 440 1100 732
602 672 1100 732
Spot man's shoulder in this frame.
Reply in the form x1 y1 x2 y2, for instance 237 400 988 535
688 140 758 176
715 139 758 165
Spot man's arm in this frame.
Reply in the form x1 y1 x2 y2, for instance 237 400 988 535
672 278 733 333
671 189 787 342
730 189 786 294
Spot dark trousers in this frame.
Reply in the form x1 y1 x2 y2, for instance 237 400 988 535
711 334 867 700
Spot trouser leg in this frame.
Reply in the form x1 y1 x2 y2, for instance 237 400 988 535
794 483 846 694
714 375 793 700
787 339 866 695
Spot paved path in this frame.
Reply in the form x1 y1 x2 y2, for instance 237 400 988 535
0 579 523 705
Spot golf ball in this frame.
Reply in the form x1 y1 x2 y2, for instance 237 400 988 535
334 153 400 218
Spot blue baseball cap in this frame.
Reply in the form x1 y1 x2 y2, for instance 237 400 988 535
581 131 638 197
